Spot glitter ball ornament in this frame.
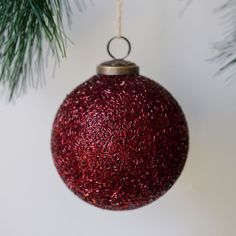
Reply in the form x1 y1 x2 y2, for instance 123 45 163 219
51 37 189 210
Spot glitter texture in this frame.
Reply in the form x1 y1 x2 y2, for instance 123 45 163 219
51 74 189 210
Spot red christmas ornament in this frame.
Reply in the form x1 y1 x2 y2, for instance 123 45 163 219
51 37 189 210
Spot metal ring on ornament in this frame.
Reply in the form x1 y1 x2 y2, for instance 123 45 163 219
107 36 131 60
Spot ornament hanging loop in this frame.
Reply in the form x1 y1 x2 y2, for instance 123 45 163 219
97 0 139 76
107 36 131 60
106 0 131 60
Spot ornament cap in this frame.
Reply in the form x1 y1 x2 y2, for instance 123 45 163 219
97 59 139 76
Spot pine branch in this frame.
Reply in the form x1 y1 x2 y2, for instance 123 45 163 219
0 0 91 100
213 0 236 81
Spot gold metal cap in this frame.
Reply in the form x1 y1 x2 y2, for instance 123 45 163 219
97 59 139 76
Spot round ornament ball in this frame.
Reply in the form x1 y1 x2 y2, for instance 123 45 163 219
51 59 189 210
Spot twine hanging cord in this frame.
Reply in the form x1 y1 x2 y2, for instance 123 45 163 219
117 0 122 38
107 0 131 60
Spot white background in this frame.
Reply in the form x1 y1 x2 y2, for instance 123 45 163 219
0 0 236 235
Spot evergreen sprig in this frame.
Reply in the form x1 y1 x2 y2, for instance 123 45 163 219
213 0 236 81
0 0 89 100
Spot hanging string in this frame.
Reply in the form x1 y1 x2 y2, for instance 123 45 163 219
107 0 131 60
116 0 123 38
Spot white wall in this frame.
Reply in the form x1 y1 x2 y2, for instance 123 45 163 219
0 0 235 235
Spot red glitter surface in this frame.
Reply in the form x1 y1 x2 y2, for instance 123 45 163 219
51 74 189 210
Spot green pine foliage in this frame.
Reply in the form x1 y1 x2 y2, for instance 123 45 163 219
0 0 88 100
214 0 236 81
